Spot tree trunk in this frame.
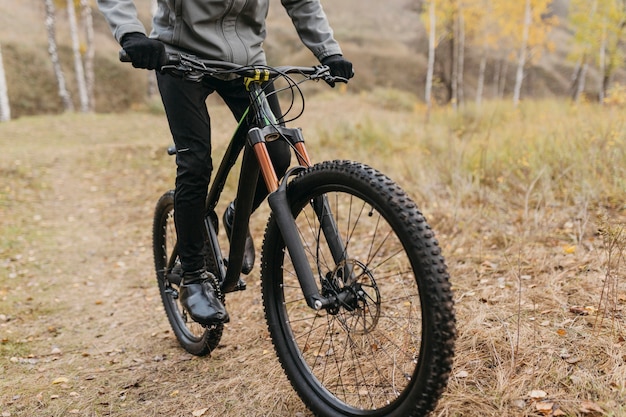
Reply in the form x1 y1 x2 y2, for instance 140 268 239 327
67 0 89 113
425 0 436 116
45 0 74 112
494 58 509 99
500 60 509 98
492 59 501 97
569 58 581 99
598 25 606 103
570 57 588 103
457 8 465 108
451 16 458 109
513 0 531 107
0 44 10 122
81 0 95 111
476 48 487 106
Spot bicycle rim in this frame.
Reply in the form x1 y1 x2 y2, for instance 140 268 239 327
261 161 456 416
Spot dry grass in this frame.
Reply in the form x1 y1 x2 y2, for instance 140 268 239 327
1 94 625 417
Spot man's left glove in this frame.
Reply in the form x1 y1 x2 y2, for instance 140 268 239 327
321 55 354 86
120 32 167 70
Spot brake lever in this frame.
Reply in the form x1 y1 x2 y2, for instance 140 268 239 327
331 76 349 84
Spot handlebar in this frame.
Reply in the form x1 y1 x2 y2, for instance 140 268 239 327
119 49 348 85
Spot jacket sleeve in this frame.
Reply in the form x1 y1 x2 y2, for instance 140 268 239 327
96 0 147 43
280 0 343 61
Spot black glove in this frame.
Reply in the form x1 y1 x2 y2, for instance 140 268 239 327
120 32 167 70
321 54 354 87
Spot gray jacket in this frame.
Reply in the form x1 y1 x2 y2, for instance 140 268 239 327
97 0 343 65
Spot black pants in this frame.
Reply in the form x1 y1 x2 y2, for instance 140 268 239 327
156 72 291 273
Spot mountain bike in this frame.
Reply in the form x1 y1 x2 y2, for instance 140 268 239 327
138 52 457 417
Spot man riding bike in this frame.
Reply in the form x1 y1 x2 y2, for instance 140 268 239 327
96 0 353 326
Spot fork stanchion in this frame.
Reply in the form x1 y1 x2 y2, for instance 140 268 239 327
247 127 279 193
253 144 279 193
293 142 312 167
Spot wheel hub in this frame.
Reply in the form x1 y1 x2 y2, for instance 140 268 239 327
321 259 381 333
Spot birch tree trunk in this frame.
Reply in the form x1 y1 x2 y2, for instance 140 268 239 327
499 59 509 98
576 63 588 102
570 57 588 103
45 0 74 112
67 0 89 113
425 0 436 117
476 47 487 106
0 44 10 122
513 0 531 107
457 9 465 108
81 0 95 111
598 24 607 103
451 16 458 110
492 59 501 97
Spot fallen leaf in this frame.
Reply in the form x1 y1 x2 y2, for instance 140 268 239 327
528 389 548 399
569 306 589 316
563 245 576 254
52 377 69 385
556 329 567 336
580 400 604 414
535 401 554 415
511 399 526 409
192 408 209 417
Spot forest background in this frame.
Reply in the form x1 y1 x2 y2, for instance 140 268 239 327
2 0 626 118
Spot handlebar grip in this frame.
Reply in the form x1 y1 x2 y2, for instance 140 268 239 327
119 49 131 62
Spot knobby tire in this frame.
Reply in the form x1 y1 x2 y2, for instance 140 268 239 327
261 160 456 417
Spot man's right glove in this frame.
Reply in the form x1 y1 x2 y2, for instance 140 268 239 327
120 32 167 70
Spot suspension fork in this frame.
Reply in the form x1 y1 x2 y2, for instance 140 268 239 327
245 82 352 308
288 131 351 273
250 131 352 311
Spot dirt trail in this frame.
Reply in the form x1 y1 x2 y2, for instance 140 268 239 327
0 113 308 417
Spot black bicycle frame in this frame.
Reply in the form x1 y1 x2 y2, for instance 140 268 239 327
204 81 350 310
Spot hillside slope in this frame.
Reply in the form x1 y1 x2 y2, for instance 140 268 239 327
0 0 610 117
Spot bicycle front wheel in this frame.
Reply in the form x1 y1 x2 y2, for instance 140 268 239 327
153 190 223 356
261 160 456 417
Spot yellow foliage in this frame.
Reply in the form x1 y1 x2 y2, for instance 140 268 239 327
603 83 626 107
422 0 555 63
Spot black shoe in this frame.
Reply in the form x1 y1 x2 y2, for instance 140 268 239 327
180 270 229 325
223 202 255 275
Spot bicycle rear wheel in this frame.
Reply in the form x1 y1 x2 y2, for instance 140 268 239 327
261 160 456 417
153 190 223 356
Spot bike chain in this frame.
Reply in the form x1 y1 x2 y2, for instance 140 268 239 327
206 271 225 303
